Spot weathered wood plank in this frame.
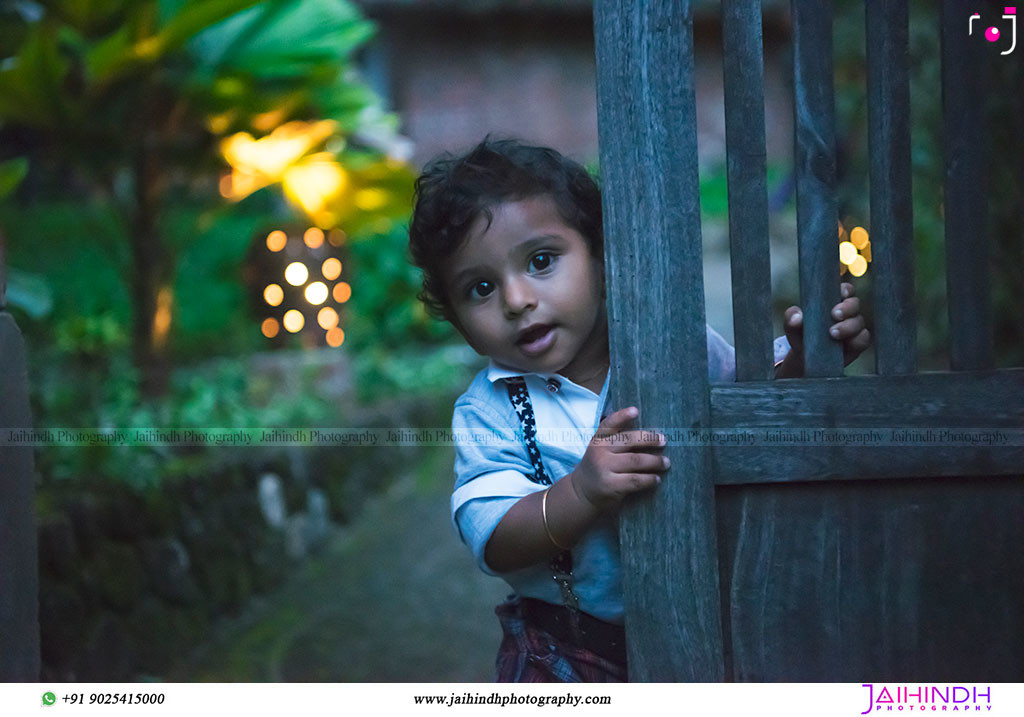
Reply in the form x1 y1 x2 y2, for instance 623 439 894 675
717 476 1024 681
791 0 844 377
865 0 916 375
722 0 774 381
941 0 994 370
712 443 1023 486
594 0 724 681
0 311 41 681
710 369 1024 427
706 369 1024 484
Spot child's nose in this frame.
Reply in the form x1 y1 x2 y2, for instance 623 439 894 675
502 278 536 316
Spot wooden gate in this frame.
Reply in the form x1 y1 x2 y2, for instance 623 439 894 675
594 0 1023 680
0 232 40 681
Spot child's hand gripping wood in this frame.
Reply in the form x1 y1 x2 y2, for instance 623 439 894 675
484 406 668 573
570 407 669 512
775 281 872 378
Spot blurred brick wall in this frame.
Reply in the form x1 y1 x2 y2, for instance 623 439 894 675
358 4 794 169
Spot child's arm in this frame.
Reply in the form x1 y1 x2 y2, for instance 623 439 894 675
484 407 667 573
774 281 871 378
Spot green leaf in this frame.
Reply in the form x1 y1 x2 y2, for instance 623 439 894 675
148 0 263 58
0 23 69 127
0 157 29 198
190 0 374 79
84 22 133 82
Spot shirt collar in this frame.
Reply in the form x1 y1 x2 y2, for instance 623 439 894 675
485 359 610 400
485 359 534 383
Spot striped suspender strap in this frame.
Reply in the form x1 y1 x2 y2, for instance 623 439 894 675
503 377 581 632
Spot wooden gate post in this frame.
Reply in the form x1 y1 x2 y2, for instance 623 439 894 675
594 0 724 681
0 230 41 681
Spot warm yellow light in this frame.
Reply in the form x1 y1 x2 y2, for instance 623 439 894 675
328 229 346 247
326 327 345 347
284 262 309 286
282 154 347 225
221 168 270 201
304 227 325 248
839 241 858 265
153 286 173 350
266 230 287 252
850 227 869 250
333 282 352 303
305 281 329 305
838 220 845 238
849 255 868 277
862 242 872 263
218 174 234 198
261 318 280 338
283 309 305 333
321 258 342 281
317 307 339 330
354 188 389 211
264 284 284 307
251 105 293 133
221 120 337 181
207 112 234 135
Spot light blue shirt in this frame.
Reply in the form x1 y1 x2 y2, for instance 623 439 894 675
451 326 790 624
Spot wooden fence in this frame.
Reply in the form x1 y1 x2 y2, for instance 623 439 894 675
595 0 1023 680
0 230 41 681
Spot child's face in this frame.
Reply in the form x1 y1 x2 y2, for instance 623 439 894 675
444 195 608 385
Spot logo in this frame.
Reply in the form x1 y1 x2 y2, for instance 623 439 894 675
970 8 1017 55
860 684 993 714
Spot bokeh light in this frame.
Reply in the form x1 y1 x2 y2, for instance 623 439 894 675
304 227 325 249
285 262 309 286
839 241 858 265
305 281 328 305
849 255 868 277
283 309 305 333
333 281 352 303
266 230 287 252
326 327 345 347
264 283 284 307
321 258 342 281
317 307 339 330
850 227 869 250
261 318 280 338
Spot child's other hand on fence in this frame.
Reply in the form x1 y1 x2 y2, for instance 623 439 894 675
570 407 668 512
777 282 871 377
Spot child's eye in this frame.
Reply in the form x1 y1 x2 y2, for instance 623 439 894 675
529 253 554 272
466 280 494 299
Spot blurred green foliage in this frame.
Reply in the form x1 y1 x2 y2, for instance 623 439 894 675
345 222 456 352
831 0 1022 370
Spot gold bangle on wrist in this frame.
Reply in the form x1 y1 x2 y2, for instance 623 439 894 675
541 487 569 551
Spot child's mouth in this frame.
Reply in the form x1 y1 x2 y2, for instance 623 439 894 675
516 324 555 356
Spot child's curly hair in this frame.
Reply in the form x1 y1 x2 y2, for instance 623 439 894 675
408 137 603 322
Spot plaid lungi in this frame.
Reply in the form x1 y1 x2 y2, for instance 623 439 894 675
494 598 628 683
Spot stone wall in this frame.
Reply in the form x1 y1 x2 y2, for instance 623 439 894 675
35 398 446 681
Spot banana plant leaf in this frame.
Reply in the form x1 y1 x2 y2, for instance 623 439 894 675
188 0 375 80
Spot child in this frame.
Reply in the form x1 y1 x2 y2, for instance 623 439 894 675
408 139 870 682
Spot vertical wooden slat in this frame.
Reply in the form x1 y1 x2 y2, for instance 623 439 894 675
865 0 916 375
941 0 994 370
0 229 41 681
722 0 774 381
791 0 844 377
594 0 724 681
